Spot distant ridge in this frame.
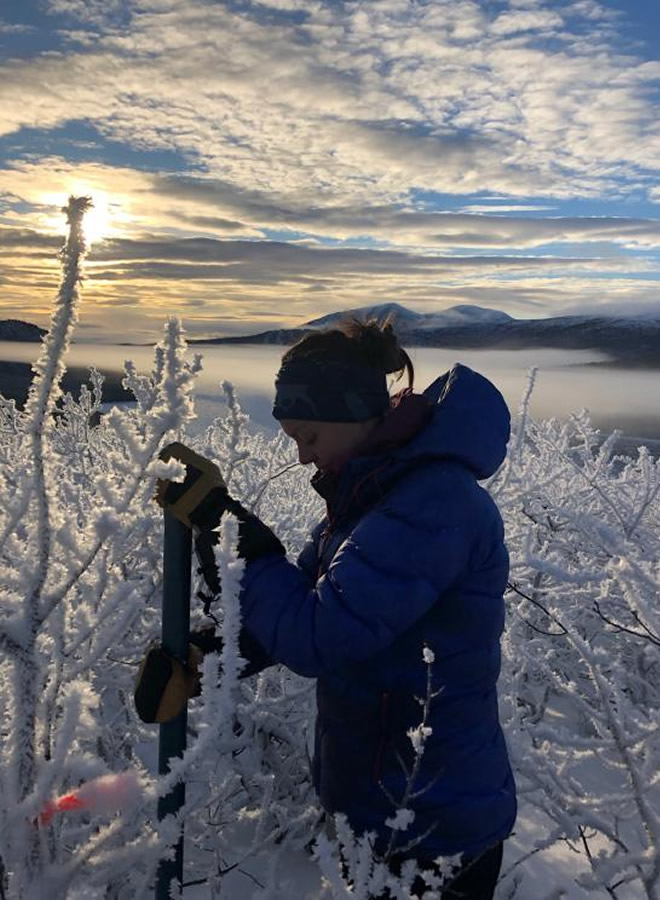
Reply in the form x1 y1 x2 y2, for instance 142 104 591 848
0 361 134 410
0 319 47 342
305 302 513 330
189 303 660 368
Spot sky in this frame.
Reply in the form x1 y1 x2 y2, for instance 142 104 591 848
1 0 659 343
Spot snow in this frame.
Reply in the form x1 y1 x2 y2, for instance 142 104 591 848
406 725 432 756
385 809 416 832
0 200 658 898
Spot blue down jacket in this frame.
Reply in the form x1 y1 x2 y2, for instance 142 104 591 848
239 364 517 859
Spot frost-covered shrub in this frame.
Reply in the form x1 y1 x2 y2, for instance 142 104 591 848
0 202 659 899
0 200 321 898
492 372 660 899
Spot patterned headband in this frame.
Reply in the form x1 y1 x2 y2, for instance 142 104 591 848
272 357 390 422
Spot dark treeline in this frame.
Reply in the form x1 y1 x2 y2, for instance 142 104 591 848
0 360 134 410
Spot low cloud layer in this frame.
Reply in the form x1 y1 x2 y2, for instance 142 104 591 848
2 223 659 342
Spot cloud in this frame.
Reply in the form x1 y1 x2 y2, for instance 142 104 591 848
6 157 660 254
87 235 635 282
490 10 564 36
0 21 35 34
0 226 61 251
0 0 658 206
0 159 264 240
44 0 128 26
458 205 557 214
2 211 655 325
248 0 314 9
566 1 619 23
554 297 660 319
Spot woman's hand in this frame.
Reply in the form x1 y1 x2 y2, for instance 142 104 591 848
133 626 274 721
133 629 216 723
155 442 229 529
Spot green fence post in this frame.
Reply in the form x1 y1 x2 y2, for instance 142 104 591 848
156 510 192 898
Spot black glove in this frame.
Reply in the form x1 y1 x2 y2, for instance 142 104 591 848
205 497 286 563
191 624 275 677
134 626 273 723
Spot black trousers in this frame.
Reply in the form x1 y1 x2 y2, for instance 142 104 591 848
382 841 503 900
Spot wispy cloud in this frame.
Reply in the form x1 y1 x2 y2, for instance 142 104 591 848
458 205 557 214
5 156 660 264
0 21 35 35
490 9 564 36
2 221 658 340
6 157 660 252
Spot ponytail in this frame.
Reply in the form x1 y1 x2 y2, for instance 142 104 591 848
338 316 414 388
282 314 414 389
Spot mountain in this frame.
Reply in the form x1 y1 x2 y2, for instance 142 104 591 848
404 315 660 367
305 302 423 329
0 361 134 410
189 304 660 367
416 304 514 328
304 302 513 330
0 320 47 341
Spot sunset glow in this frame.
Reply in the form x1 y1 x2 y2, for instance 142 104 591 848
0 0 658 342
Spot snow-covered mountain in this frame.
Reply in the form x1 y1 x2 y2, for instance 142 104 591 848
191 304 660 367
304 302 513 330
417 304 514 328
304 302 421 329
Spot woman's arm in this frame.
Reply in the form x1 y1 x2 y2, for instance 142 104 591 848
239 501 474 678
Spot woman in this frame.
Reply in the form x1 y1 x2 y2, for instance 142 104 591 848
147 318 516 899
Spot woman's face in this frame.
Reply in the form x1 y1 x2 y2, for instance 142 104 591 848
279 418 379 472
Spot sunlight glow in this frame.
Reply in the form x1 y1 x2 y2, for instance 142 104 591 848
39 189 116 246
79 193 111 246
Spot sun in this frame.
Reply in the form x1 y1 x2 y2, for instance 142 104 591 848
40 189 115 244
80 193 111 245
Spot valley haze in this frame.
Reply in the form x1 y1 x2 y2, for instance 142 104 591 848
3 304 660 367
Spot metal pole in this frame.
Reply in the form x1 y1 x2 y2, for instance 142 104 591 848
156 511 192 898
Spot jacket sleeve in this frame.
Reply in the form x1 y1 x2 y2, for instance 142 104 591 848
238 496 474 678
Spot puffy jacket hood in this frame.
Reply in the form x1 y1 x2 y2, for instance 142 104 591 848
311 363 510 515
395 363 511 480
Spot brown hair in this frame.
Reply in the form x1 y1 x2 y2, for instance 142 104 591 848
282 315 414 389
